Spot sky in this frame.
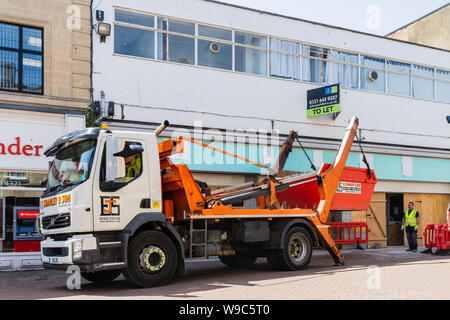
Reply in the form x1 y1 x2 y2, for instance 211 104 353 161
218 0 450 36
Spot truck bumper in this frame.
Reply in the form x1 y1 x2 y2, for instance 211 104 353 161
41 235 96 267
41 234 127 272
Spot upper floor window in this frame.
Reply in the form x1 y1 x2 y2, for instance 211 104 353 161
270 39 300 80
412 64 434 100
0 23 43 94
435 69 450 103
360 56 385 93
302 45 329 84
198 25 232 70
234 32 267 75
387 60 411 96
157 18 195 65
328 50 359 89
114 10 155 59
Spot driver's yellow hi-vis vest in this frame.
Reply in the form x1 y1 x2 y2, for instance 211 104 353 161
405 209 418 227
126 155 142 178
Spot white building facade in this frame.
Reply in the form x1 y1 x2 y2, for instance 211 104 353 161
92 0 450 246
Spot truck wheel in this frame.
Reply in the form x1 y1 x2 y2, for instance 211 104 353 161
81 270 122 284
219 254 257 268
267 226 313 271
123 230 178 288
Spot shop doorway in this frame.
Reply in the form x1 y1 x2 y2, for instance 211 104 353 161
386 193 404 246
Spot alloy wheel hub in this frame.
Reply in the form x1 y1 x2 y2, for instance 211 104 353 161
139 245 166 272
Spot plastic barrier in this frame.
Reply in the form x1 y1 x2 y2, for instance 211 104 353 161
422 224 450 254
326 222 370 246
423 224 438 249
436 224 450 251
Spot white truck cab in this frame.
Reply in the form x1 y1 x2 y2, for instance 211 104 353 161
39 125 185 286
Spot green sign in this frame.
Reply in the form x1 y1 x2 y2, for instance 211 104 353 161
307 84 340 118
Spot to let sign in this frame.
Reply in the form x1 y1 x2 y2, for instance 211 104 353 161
307 84 340 118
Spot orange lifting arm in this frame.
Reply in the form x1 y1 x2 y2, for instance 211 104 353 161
316 116 359 223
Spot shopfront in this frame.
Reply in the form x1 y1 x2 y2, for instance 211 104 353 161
0 107 84 269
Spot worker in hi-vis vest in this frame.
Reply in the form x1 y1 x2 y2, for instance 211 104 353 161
125 153 142 178
401 202 420 252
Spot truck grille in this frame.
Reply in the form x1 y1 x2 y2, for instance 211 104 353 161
42 213 71 230
42 247 69 257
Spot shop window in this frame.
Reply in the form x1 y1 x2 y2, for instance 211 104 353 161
157 18 195 65
197 39 232 70
301 45 329 83
360 55 386 93
270 39 300 80
412 65 434 100
0 22 42 94
115 9 155 28
114 25 155 59
436 69 450 103
100 139 143 192
387 60 411 96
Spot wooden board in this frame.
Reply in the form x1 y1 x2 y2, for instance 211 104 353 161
351 192 387 248
403 193 450 246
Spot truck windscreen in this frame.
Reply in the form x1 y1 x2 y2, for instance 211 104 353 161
46 139 97 192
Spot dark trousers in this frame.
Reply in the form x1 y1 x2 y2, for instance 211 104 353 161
405 226 417 250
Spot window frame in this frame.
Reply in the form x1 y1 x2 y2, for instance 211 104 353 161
99 138 144 192
0 21 43 95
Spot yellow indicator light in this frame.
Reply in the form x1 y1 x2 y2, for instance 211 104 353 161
101 124 109 130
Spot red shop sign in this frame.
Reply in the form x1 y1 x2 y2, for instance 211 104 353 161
18 211 40 218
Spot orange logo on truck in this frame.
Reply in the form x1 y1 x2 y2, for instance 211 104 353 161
101 196 120 216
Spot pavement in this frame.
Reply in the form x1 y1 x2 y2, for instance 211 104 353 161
0 247 449 300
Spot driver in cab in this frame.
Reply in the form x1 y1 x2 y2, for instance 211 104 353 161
125 153 142 178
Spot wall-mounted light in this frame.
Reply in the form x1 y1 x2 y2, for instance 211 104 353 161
97 22 111 43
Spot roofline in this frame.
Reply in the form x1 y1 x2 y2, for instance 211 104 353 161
385 2 450 36
202 0 450 53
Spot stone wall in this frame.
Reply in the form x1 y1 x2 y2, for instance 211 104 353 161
0 0 91 111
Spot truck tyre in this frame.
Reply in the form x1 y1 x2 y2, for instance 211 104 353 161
123 230 178 288
267 226 313 271
219 254 257 268
81 270 122 284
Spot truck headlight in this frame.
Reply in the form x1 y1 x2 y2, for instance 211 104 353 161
72 240 83 260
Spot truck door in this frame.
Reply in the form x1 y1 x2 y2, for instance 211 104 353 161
92 136 151 231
